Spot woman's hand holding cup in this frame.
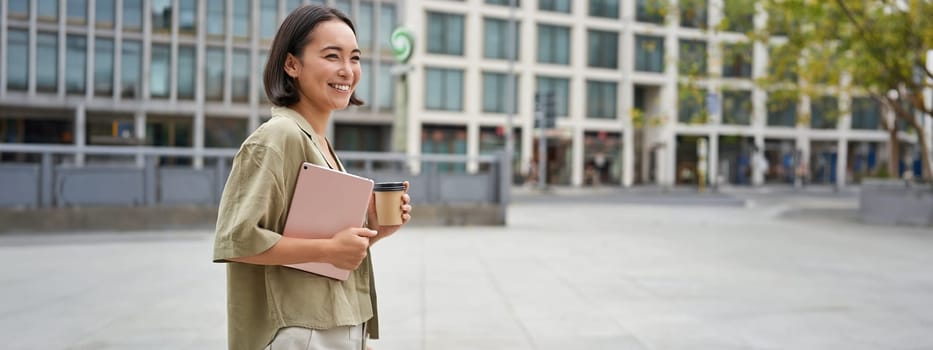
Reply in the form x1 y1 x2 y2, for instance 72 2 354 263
367 181 411 245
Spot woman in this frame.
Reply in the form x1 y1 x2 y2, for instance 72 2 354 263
213 5 411 350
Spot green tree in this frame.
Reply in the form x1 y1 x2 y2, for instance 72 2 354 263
756 0 933 180
664 0 933 179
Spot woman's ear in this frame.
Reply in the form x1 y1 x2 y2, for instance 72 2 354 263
284 53 300 79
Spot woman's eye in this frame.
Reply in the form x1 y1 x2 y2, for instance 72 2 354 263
351 56 361 61
326 54 339 59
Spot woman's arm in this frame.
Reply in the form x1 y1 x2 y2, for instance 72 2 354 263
229 227 377 270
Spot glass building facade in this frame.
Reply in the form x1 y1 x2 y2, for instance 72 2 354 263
1 0 399 166
0 0 898 187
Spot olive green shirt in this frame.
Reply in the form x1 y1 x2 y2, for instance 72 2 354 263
213 106 378 350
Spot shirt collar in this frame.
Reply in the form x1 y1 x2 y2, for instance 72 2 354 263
269 105 345 171
271 105 318 143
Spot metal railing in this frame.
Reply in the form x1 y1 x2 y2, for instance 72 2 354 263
0 143 508 210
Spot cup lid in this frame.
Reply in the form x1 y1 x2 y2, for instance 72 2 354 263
374 182 406 191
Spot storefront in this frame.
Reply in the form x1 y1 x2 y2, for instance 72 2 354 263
583 131 622 186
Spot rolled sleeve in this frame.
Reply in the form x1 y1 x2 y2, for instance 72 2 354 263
213 143 289 263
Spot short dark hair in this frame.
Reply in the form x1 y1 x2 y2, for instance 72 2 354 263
263 5 364 107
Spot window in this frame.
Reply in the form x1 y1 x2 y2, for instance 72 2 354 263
356 61 372 105
379 3 397 53
335 0 351 16
851 97 881 130
34 33 56 91
180 1 197 34
287 0 304 12
589 0 619 19
7 30 29 91
479 127 522 175
636 0 665 24
635 35 664 72
205 117 248 148
587 81 617 119
258 51 269 102
678 88 708 124
96 0 115 29
588 30 618 69
426 12 464 56
178 46 196 99
769 45 798 82
205 48 225 101
486 0 520 6
207 0 225 36
357 2 373 50
121 41 142 98
482 72 519 114
722 42 752 78
767 93 797 127
38 0 59 21
260 0 278 40
234 0 250 38
66 35 87 94
724 0 755 33
680 0 707 28
123 0 143 31
538 24 570 65
4 117 74 145
8 0 29 19
421 125 467 173
535 77 569 116
151 0 171 33
232 50 250 102
334 124 390 152
678 40 707 75
150 44 171 98
67 0 88 24
94 38 114 96
484 18 520 60
479 126 522 167
146 115 193 148
810 96 838 129
539 0 570 13
722 90 752 125
377 64 394 110
425 68 464 111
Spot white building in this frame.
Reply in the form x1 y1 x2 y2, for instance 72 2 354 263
0 0 917 188
402 0 908 188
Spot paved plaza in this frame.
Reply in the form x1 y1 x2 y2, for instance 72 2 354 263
1 189 931 349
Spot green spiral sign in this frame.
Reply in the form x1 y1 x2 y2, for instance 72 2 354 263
390 27 414 64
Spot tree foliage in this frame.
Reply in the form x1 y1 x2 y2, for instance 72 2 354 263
756 0 933 180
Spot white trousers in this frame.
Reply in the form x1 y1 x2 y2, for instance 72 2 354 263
264 324 367 350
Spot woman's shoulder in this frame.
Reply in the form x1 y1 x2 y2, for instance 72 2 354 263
240 117 304 149
232 118 305 172
250 116 304 140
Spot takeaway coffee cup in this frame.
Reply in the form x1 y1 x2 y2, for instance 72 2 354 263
374 182 406 226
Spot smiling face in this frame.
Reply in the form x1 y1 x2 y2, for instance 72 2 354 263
284 19 361 114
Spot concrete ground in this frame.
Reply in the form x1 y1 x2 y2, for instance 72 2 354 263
1 189 931 350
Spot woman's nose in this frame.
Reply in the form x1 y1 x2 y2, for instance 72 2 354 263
338 61 353 79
